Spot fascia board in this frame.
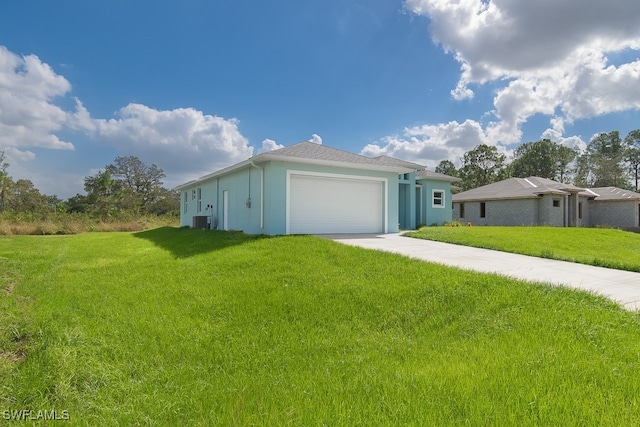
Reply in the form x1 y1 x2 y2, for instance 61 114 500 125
255 154 415 173
174 159 253 190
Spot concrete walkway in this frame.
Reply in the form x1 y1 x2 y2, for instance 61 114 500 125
327 233 640 311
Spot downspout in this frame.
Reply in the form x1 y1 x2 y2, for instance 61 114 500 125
216 177 219 229
249 162 264 230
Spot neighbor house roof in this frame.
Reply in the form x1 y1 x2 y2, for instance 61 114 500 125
587 187 640 201
452 177 586 202
175 142 421 190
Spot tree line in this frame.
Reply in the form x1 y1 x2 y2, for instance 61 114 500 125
0 153 179 218
2 127 639 218
435 129 640 191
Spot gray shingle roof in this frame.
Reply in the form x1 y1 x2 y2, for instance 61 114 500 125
587 187 640 201
452 177 585 202
416 169 461 182
175 142 422 189
255 142 417 170
371 155 425 169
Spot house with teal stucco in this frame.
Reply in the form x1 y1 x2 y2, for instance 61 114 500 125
175 142 458 235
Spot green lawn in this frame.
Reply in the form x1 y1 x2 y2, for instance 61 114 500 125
2 227 640 425
406 226 640 272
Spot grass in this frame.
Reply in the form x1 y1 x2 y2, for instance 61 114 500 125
405 226 640 272
1 227 640 425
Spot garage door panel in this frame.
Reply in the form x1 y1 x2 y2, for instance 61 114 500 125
289 174 384 234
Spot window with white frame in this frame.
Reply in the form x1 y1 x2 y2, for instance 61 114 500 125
197 188 202 212
183 192 188 213
432 189 445 208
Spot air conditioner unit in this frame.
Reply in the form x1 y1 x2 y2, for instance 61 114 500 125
192 216 209 230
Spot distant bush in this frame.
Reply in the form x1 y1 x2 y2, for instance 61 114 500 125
0 211 177 235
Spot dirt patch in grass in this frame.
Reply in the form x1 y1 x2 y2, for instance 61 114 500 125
1 348 27 363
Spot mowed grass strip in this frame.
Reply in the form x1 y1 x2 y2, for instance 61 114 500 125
406 226 640 272
1 227 640 425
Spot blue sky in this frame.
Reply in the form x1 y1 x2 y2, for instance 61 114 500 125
2 0 640 198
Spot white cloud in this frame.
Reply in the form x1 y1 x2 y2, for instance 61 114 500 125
0 45 257 193
308 134 323 145
90 103 254 185
257 138 284 154
0 46 75 153
398 0 640 154
362 120 490 167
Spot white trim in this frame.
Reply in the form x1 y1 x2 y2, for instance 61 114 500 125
523 178 538 188
415 184 423 224
432 189 445 209
260 167 264 229
286 170 388 234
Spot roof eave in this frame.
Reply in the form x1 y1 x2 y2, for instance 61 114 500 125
256 154 415 173
174 159 253 190
452 195 548 202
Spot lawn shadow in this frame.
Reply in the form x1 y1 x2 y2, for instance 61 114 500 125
133 226 269 258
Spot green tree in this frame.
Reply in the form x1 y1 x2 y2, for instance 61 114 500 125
459 144 507 190
435 160 458 177
624 129 640 191
509 139 578 183
9 179 47 212
105 156 167 213
576 131 627 188
146 188 180 216
0 151 10 212
84 170 121 219
556 145 578 184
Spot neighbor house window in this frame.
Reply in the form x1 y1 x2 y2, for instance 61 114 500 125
480 202 486 218
183 192 188 214
578 202 583 219
460 203 465 218
553 199 560 207
197 188 202 212
432 190 444 208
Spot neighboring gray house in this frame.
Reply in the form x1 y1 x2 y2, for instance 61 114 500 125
452 176 640 228
176 142 459 235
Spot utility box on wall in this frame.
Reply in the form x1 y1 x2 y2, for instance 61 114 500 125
192 216 209 230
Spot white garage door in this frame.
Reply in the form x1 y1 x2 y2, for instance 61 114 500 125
288 173 385 234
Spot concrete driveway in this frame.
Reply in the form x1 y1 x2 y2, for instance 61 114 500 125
327 233 640 311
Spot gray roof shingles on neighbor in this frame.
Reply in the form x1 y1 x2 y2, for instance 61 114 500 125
453 177 640 202
588 187 640 201
453 177 586 202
